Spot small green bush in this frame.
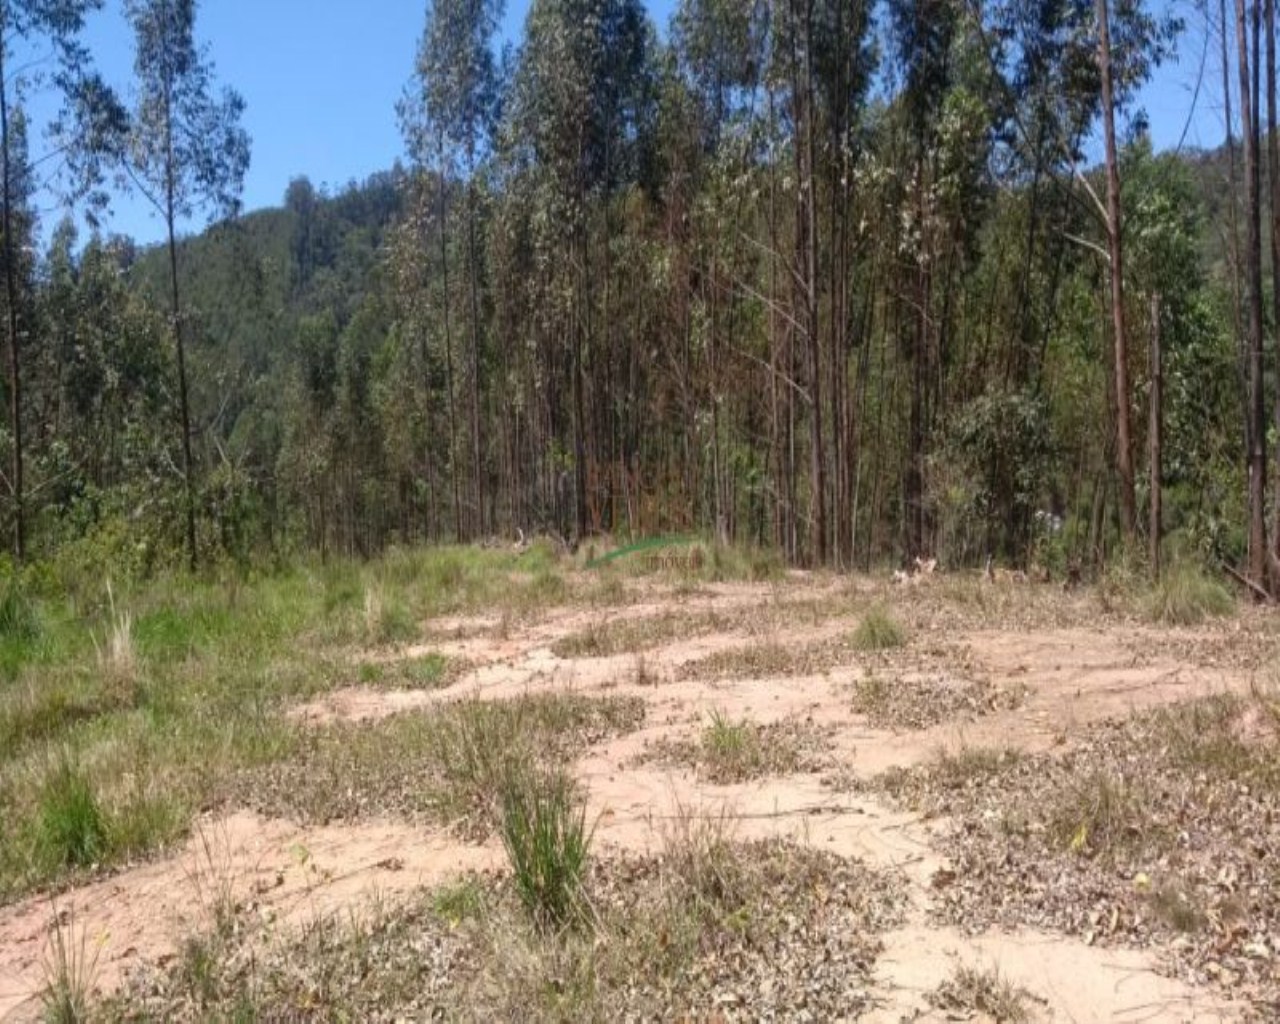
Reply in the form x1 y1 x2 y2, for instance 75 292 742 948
500 763 592 929
39 906 99 1024
701 710 762 778
1049 771 1149 859
852 604 906 651
38 753 107 868
0 579 39 641
432 878 487 924
403 652 449 687
1146 563 1234 626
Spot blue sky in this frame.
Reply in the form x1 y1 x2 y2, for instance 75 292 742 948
31 0 1219 246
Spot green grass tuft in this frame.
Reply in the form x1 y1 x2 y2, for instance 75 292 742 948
500 762 592 929
403 652 449 686
702 710 758 776
1048 770 1150 860
432 877 487 925
39 905 99 1024
852 604 906 651
38 752 107 869
0 578 40 641
1145 562 1234 626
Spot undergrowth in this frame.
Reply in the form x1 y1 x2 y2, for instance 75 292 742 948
0 544 585 902
1145 562 1234 625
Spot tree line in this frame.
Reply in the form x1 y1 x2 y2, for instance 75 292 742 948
2 0 1276 587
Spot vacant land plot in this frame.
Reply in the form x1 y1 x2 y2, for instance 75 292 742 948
0 546 1274 1021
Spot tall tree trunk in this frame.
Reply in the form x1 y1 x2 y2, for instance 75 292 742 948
0 45 23 565
793 0 826 566
1236 0 1268 584
1149 293 1162 578
161 64 197 572
167 211 196 572
437 162 463 543
1096 0 1137 543
1266 0 1280 558
466 175 485 537
572 198 589 544
1222 0 1250 462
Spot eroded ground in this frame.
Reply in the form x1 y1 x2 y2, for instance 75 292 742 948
2 569 1276 1021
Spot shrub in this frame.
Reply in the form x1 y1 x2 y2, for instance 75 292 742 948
39 905 99 1024
1048 771 1149 859
1145 562 1234 626
363 585 416 644
500 763 592 929
852 604 906 651
0 578 39 641
701 710 759 777
38 753 107 869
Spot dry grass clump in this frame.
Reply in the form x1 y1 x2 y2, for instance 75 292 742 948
551 612 723 659
928 966 1037 1023
1046 770 1153 860
1145 877 1208 935
104 816 903 1023
39 905 101 1024
851 672 1021 731
93 584 137 696
862 745 1022 812
631 653 659 687
931 745 1022 789
234 692 645 837
640 713 829 784
678 639 841 681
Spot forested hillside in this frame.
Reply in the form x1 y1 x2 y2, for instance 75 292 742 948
0 0 1269 583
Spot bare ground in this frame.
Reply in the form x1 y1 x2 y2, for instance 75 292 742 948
1 571 1273 1021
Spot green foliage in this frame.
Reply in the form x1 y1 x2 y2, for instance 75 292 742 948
38 752 107 869
1145 562 1234 626
39 906 100 1024
940 389 1053 564
500 763 592 929
0 0 1249 584
702 709 756 772
431 877 487 925
852 605 906 652
0 578 40 642
402 652 449 687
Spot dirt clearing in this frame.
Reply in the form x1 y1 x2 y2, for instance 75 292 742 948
1 569 1272 1021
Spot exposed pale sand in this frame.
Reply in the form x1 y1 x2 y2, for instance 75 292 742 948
1 574 1261 1021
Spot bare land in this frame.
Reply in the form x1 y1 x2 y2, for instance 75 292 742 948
1 556 1275 1022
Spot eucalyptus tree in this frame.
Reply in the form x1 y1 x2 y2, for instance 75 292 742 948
966 0 1175 561
1095 0 1137 542
405 0 503 538
122 0 250 570
0 106 34 563
813 0 877 568
506 0 653 541
1229 0 1266 585
1268 0 1280 557
38 224 171 507
884 0 963 561
671 0 769 549
0 0 123 561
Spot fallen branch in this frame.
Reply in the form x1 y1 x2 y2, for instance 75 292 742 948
1222 562 1273 604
